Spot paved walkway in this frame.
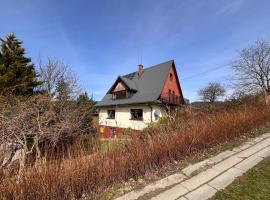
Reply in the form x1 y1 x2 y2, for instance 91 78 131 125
116 132 270 200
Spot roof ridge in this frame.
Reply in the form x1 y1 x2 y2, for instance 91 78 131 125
121 60 174 78
142 60 174 71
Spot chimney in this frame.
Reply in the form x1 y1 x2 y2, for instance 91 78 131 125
138 64 144 78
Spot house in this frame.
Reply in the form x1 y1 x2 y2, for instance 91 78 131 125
95 60 185 138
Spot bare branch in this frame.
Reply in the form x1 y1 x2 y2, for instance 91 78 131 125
38 58 82 99
232 38 270 96
198 82 226 103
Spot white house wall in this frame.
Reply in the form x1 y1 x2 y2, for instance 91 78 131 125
99 105 166 130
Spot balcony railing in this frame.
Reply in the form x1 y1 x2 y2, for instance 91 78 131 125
160 93 182 105
112 90 133 100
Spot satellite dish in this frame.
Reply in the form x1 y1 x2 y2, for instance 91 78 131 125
153 109 161 120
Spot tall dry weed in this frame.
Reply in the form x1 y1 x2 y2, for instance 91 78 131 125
0 102 269 200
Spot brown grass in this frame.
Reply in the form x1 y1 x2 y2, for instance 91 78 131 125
1 102 270 200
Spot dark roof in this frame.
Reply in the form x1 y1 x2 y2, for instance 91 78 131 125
107 76 138 93
96 60 175 107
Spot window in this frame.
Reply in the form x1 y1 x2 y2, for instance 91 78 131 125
170 73 173 81
130 109 143 120
112 90 134 100
107 110 115 119
112 91 127 99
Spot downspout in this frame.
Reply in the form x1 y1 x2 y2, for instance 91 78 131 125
148 104 153 123
115 105 118 126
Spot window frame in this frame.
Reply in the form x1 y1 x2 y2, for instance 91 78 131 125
107 109 115 119
130 109 143 121
112 90 133 100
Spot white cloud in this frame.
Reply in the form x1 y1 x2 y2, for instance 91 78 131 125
215 0 247 16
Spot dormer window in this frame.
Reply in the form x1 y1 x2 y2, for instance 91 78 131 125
113 90 127 99
109 77 137 100
112 90 133 100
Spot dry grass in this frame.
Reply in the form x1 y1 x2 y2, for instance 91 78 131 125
1 101 270 200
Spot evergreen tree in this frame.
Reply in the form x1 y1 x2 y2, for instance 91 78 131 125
56 76 71 101
77 92 94 105
77 92 96 128
0 33 42 96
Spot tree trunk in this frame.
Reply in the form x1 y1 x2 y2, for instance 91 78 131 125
17 148 26 180
264 91 270 108
35 137 41 159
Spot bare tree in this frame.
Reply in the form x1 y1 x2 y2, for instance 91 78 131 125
232 38 270 106
0 95 96 179
198 82 226 103
38 58 81 99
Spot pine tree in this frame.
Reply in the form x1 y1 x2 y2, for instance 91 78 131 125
56 76 71 101
0 33 42 96
76 92 96 128
77 92 91 105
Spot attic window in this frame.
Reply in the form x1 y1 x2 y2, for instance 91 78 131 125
170 73 173 81
112 90 133 100
113 91 127 99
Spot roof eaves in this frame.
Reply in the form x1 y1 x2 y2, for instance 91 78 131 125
95 100 161 107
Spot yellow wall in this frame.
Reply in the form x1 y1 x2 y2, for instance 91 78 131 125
98 104 166 130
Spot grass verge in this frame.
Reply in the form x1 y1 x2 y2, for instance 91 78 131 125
211 156 270 200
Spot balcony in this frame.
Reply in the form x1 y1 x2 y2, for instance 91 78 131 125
112 90 133 100
160 93 182 105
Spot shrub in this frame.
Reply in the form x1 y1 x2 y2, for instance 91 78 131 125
0 101 269 199
0 95 97 176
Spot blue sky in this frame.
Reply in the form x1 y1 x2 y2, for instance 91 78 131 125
1 0 270 101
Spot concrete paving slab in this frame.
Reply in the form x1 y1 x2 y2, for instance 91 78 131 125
226 167 244 177
246 140 257 145
235 154 263 171
231 147 241 153
209 150 235 163
255 147 270 158
208 168 243 190
116 173 186 200
255 135 270 140
185 184 217 200
254 137 264 143
181 168 220 191
261 132 270 138
182 159 211 176
212 156 242 172
151 184 189 200
239 143 252 150
237 139 270 158
183 150 236 177
177 197 188 200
